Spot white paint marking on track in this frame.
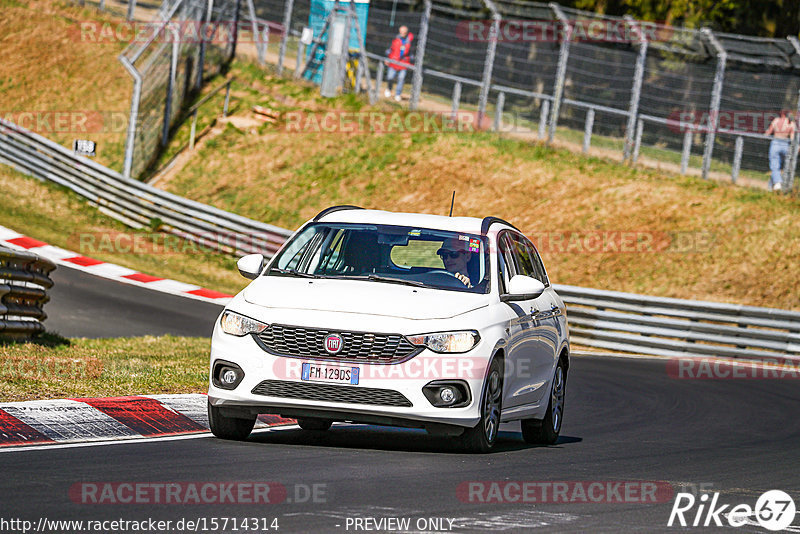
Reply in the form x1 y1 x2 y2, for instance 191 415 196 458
0 399 139 442
142 394 209 428
0 424 301 453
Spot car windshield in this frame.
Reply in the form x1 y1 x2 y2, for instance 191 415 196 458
267 223 491 293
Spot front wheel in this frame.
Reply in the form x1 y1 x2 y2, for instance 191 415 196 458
208 401 256 441
521 358 566 445
461 358 503 453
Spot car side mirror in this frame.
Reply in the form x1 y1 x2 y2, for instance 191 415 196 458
501 275 545 302
237 253 265 280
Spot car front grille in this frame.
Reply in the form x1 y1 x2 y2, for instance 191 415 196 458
251 380 413 407
255 324 421 364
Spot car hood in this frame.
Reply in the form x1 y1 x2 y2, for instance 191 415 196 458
242 276 489 320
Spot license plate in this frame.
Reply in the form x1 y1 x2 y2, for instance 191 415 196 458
301 362 360 385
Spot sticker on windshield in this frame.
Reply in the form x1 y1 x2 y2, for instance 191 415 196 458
458 235 469 241
469 238 481 252
409 229 421 236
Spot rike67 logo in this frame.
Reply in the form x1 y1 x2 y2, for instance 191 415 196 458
668 490 796 531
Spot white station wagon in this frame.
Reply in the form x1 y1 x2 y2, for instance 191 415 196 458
208 206 570 452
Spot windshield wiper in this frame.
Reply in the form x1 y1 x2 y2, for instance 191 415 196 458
269 268 320 279
360 274 426 288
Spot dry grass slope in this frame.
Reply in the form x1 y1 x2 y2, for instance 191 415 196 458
0 0 131 170
158 65 800 310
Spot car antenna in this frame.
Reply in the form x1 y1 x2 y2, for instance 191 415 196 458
449 191 455 217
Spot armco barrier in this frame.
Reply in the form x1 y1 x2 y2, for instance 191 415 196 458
0 246 56 338
1 117 798 359
556 284 800 361
0 118 292 257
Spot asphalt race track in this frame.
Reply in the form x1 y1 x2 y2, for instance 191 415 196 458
44 267 224 338
2 357 798 532
3 267 799 532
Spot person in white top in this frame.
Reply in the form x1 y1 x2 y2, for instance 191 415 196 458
764 110 796 191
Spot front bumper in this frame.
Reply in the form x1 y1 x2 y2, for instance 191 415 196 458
208 327 491 429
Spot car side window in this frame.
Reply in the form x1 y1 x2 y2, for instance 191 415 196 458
497 232 518 294
523 237 550 286
511 236 536 278
509 233 549 286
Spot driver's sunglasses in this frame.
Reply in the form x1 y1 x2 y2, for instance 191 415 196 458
437 250 462 259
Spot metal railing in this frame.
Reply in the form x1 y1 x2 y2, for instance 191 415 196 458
245 0 800 191
0 118 292 258
556 284 800 362
0 247 56 338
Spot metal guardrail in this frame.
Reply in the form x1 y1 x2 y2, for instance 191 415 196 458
555 284 800 362
0 246 56 338
0 118 293 258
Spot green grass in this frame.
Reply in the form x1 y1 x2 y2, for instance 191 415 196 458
0 334 209 401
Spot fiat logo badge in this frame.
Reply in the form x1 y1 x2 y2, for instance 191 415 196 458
324 334 343 354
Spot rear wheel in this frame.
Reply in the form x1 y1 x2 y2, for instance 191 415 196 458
461 358 503 453
208 401 256 441
521 358 566 445
297 417 333 431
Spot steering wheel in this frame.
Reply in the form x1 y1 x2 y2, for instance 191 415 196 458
428 269 471 286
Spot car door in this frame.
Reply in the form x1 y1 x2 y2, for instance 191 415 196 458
497 231 544 410
512 235 560 399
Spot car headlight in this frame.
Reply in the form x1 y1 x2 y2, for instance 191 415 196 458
220 310 268 336
407 331 480 353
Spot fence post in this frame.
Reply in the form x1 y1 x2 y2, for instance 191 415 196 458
162 29 180 147
196 0 214 90
120 57 142 179
731 136 743 183
278 0 295 74
295 42 305 75
224 80 231 117
548 3 572 142
680 129 692 174
538 100 549 139
189 111 199 150
477 0 500 128
374 59 385 101
783 85 800 192
623 15 648 162
700 28 727 180
583 108 594 153
493 92 505 132
99 0 105 10
409 0 431 111
126 0 136 20
632 118 643 163
246 0 263 65
451 81 462 117
230 0 242 62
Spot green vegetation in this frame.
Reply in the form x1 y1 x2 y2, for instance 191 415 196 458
0 334 209 401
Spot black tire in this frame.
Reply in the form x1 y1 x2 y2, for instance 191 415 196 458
521 358 567 445
297 417 333 431
461 358 503 453
208 401 256 441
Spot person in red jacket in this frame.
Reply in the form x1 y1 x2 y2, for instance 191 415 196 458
384 26 414 102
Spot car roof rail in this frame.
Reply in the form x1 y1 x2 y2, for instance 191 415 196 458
481 216 520 235
313 205 365 221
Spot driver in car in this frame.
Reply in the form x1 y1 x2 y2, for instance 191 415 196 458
437 239 473 288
